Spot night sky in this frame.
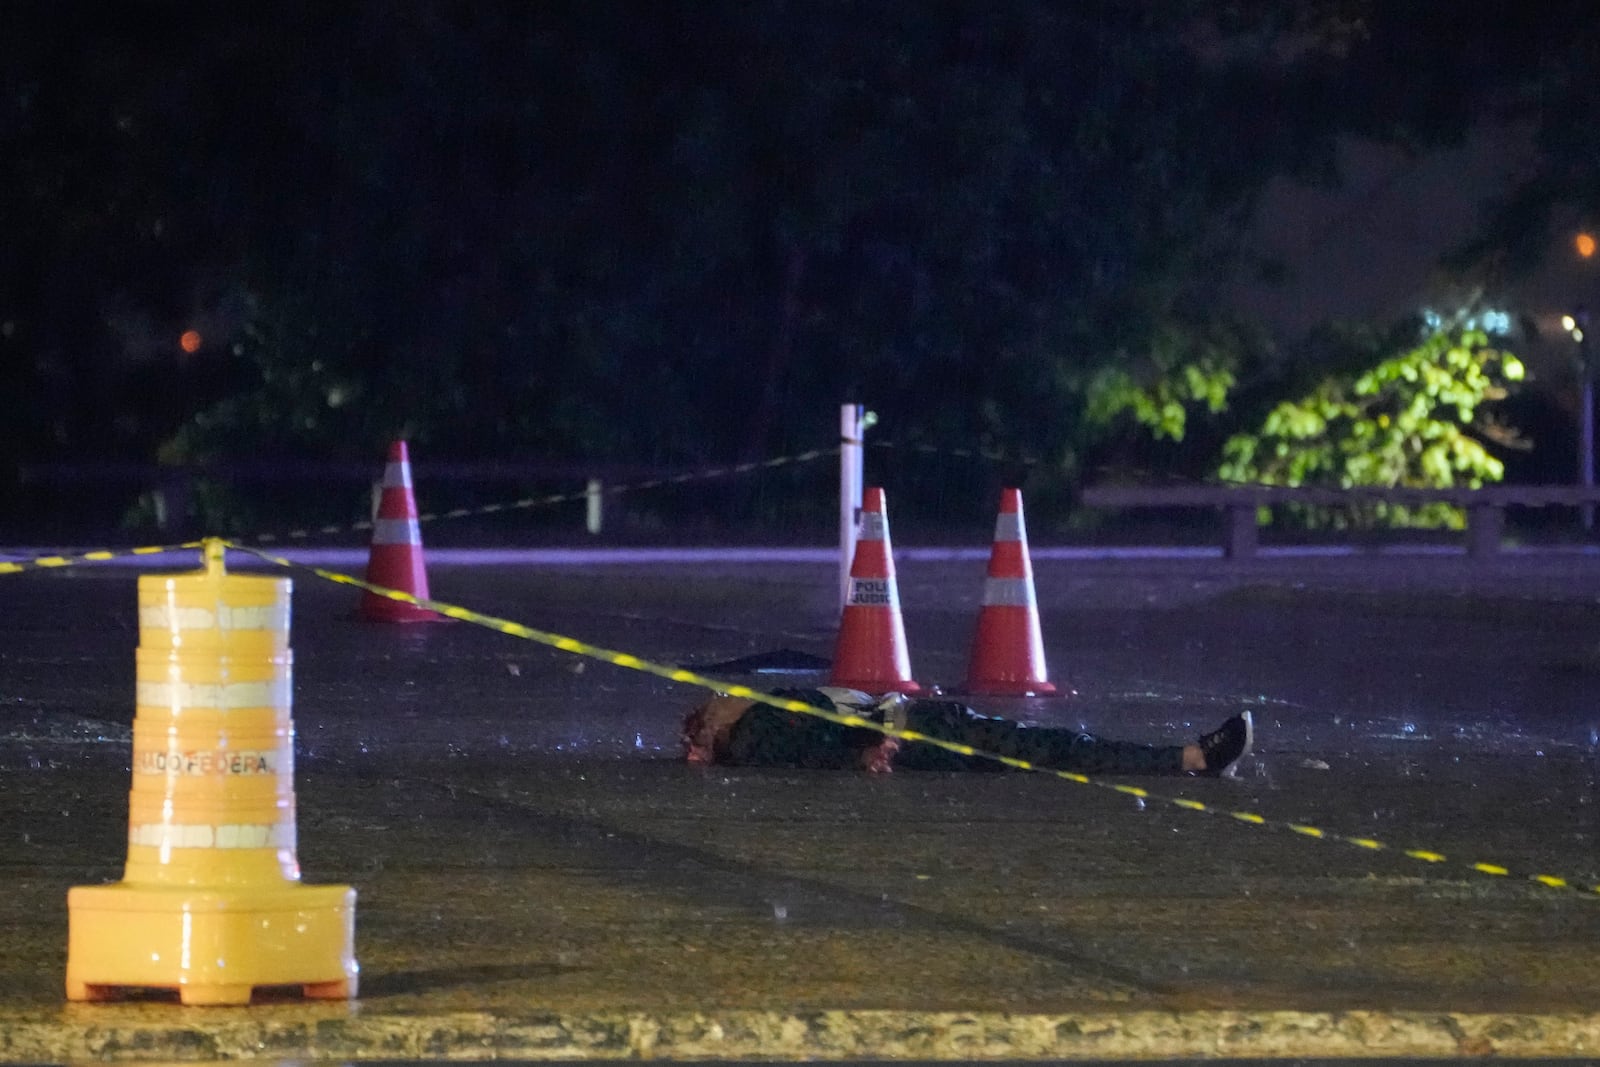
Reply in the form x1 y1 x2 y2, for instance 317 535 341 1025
1 1 1597 537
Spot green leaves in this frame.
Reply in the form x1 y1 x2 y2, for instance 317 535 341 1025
1218 317 1526 528
1086 360 1238 443
1084 316 1252 444
3 0 1584 541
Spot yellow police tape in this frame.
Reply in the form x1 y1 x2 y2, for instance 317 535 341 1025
0 449 841 567
248 447 840 544
0 439 1016 567
0 542 205 575
223 539 1600 901
248 438 1034 545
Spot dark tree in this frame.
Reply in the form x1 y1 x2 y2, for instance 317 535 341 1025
1 1 1594 535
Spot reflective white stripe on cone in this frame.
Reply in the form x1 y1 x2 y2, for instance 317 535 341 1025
964 487 1057 695
829 486 921 694
361 440 444 623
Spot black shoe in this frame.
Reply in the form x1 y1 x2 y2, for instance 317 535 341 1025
1197 711 1253 776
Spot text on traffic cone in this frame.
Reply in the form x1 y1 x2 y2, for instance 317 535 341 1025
66 539 358 1005
829 486 922 694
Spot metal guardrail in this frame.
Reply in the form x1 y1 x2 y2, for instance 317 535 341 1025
1080 483 1600 559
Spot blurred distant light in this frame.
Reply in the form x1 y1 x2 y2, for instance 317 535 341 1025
1425 306 1512 336
179 329 202 354
1564 312 1586 343
1578 232 1596 259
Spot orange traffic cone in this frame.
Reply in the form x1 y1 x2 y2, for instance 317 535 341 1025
963 488 1057 695
360 441 443 623
829 487 922 694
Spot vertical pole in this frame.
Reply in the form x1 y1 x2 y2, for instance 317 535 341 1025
839 403 865 611
1583 373 1594 532
586 478 603 535
1575 307 1595 533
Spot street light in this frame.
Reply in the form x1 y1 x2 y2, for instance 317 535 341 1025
1569 307 1594 530
1570 228 1597 531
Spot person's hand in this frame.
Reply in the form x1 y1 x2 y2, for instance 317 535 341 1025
859 735 901 774
681 695 754 763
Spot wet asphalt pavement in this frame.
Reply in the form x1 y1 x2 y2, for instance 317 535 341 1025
2 547 1599 1060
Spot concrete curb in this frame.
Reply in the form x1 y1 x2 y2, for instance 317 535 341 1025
2 1008 1597 1061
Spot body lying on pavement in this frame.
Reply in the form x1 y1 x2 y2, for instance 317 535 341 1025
682 687 1253 776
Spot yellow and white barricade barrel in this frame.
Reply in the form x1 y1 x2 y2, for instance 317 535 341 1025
66 539 357 1006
